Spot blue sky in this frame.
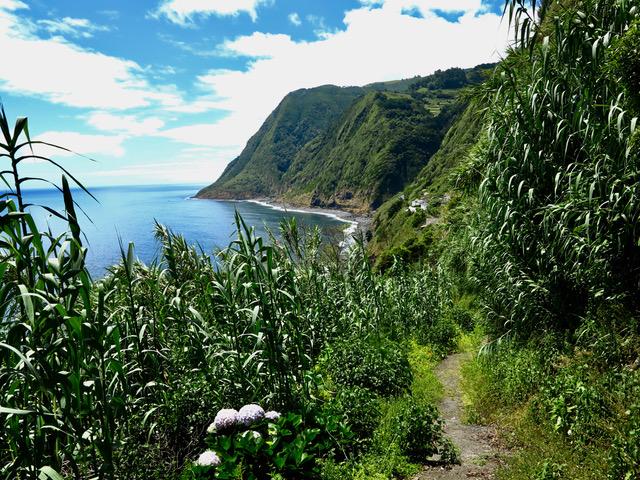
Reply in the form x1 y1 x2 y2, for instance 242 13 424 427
0 0 508 187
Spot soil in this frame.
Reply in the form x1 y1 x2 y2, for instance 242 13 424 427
414 353 506 480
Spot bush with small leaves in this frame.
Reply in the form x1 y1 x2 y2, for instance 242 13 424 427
376 398 458 462
327 386 381 450
326 339 412 397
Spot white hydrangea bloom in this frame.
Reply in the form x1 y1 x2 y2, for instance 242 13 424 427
265 410 281 421
237 404 265 426
195 450 221 467
213 408 238 432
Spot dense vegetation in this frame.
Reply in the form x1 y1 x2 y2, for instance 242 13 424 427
462 0 640 477
280 92 463 211
197 66 491 212
3 0 640 478
370 0 640 478
0 107 463 479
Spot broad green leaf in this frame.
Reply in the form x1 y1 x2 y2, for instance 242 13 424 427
0 406 34 415
38 466 65 480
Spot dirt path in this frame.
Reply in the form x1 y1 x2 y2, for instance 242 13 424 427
414 353 504 479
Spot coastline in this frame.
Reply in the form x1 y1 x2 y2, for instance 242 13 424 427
190 196 373 248
244 198 371 249
192 195 373 247
244 198 368 225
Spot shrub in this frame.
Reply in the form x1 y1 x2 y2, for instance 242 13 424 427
327 386 381 448
326 339 412 397
609 20 640 110
451 305 474 331
479 341 552 407
186 406 353 479
353 442 420 480
416 313 457 356
410 210 426 228
536 364 610 444
386 198 403 218
375 397 457 462
319 459 356 480
534 461 566 480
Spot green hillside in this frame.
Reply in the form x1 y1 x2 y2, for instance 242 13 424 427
369 102 483 266
196 66 491 209
196 85 365 199
280 92 464 211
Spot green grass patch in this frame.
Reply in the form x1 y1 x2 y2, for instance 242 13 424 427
408 342 444 405
459 328 639 480
320 342 454 479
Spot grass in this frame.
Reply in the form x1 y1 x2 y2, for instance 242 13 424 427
408 342 444 405
459 324 637 480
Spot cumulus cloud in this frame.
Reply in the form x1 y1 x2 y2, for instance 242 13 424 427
0 2 184 110
164 1 509 156
34 131 126 158
153 0 271 25
87 112 165 136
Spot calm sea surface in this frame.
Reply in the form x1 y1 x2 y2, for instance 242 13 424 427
22 184 347 277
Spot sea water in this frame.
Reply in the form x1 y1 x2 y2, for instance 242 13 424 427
21 184 349 277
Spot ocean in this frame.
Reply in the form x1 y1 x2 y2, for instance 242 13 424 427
21 184 349 277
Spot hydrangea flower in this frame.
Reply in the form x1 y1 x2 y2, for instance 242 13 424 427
265 410 281 421
212 408 238 432
237 404 265 426
195 450 221 467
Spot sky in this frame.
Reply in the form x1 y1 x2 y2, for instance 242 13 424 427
0 0 509 187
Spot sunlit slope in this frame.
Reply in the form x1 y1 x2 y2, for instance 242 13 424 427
196 65 492 210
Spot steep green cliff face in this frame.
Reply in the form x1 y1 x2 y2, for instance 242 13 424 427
196 66 492 210
281 92 463 211
369 104 483 267
196 85 365 199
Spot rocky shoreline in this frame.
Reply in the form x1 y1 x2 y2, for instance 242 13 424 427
243 198 373 248
245 198 369 225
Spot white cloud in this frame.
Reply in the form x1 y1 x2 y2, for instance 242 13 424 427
163 1 508 157
153 0 271 25
370 0 483 11
98 10 120 20
37 17 110 39
219 32 295 58
0 0 27 10
1 0 510 185
0 2 184 110
35 131 126 158
87 112 165 136
288 12 301 26
86 154 232 184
